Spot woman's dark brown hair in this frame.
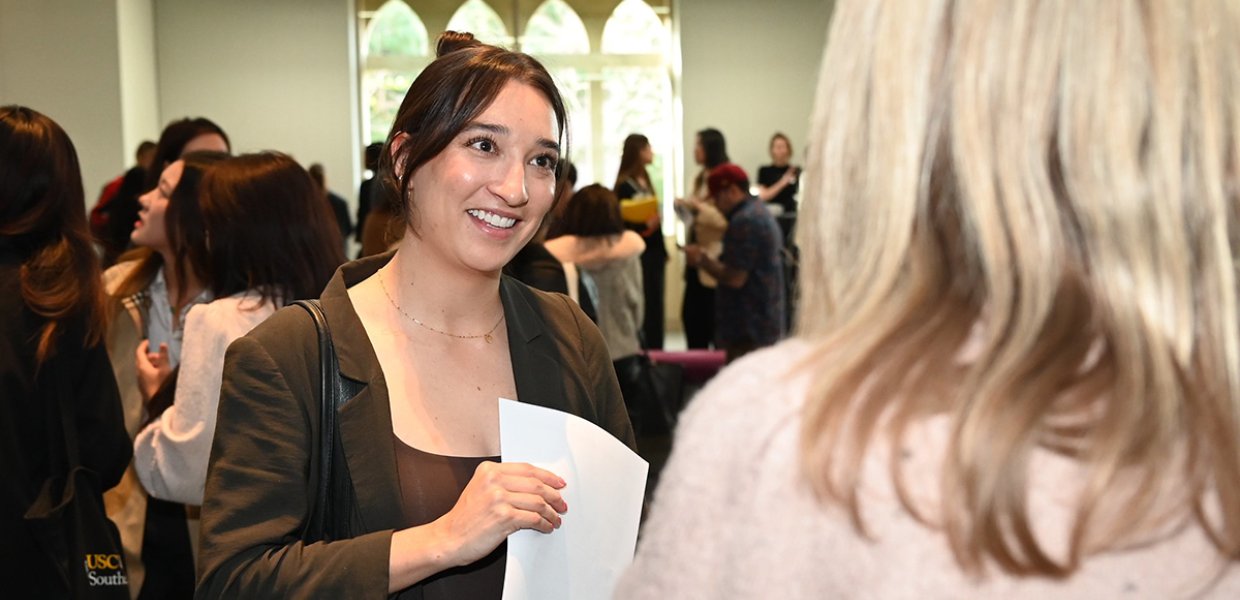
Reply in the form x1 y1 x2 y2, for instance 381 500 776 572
558 184 625 238
379 30 570 233
0 105 106 364
693 128 729 193
146 117 231 190
111 152 229 315
183 152 344 306
613 133 651 190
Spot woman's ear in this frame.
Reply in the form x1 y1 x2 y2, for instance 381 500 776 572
389 132 410 177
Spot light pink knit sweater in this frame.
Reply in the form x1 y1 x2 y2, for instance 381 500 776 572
616 340 1240 599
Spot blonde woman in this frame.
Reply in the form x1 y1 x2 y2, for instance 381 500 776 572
618 1 1240 598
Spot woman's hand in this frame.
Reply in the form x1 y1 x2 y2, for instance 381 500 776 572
781 165 799 185
136 339 172 401
431 461 568 567
643 213 662 237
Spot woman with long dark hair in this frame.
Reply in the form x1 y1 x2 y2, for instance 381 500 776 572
0 105 131 597
614 133 666 349
198 32 633 597
103 151 227 597
677 128 730 349
134 152 344 509
99 117 230 264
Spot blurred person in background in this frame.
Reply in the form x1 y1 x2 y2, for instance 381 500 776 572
309 162 354 256
356 141 384 251
675 128 729 349
103 151 227 598
132 154 343 557
756 132 799 216
685 163 785 363
614 133 666 350
98 118 230 267
545 184 646 429
0 105 131 598
91 140 155 257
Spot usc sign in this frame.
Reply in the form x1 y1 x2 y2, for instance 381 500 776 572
83 553 128 588
84 554 123 571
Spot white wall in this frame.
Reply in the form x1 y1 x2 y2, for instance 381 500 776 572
0 0 127 201
154 0 361 208
679 0 831 193
117 0 161 157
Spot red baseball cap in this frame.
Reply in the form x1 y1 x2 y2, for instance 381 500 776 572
706 163 749 197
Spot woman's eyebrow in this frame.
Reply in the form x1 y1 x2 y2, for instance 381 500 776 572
465 121 560 153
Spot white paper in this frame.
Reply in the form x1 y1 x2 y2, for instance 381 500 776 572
499 398 648 600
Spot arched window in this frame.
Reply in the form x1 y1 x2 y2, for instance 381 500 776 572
601 0 667 55
357 0 678 223
365 0 429 58
446 0 512 48
522 0 589 54
362 1 430 142
522 0 591 184
601 0 672 214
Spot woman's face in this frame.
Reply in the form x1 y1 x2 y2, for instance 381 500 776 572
640 143 654 165
403 81 560 275
131 159 184 252
770 137 791 163
693 136 705 165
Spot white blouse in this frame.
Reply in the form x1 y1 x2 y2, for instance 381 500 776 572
133 292 277 506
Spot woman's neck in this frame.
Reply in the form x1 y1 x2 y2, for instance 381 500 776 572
158 249 205 312
772 159 789 167
383 237 503 332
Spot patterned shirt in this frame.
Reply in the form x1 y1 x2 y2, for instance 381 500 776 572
716 197 785 347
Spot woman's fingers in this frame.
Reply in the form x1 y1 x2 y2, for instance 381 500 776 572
499 475 568 513
501 493 562 531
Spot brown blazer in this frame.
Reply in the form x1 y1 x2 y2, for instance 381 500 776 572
196 252 635 598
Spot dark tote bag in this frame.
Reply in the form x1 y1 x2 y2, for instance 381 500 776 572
24 375 130 598
614 352 684 437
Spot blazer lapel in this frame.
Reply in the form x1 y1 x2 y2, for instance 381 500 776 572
502 277 571 413
319 254 404 533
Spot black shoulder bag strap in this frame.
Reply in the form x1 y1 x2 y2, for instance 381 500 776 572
293 299 354 542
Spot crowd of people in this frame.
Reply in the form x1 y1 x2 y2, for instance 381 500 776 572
3 0 1240 597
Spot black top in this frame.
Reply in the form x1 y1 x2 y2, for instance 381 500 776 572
355 178 374 243
757 164 799 214
394 438 504 599
504 242 598 323
327 191 352 254
0 254 131 594
616 178 667 260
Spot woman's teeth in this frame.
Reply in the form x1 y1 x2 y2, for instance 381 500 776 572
468 209 516 229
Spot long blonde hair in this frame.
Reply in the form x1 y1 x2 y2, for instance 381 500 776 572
797 0 1240 577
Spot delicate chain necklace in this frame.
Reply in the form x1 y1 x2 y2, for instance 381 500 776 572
379 276 504 344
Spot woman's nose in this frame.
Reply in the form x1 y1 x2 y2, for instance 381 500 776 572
492 158 529 207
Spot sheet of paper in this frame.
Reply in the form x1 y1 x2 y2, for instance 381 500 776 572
499 398 648 600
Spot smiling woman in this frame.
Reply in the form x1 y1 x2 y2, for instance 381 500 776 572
197 31 635 599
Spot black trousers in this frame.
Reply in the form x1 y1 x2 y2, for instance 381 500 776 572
681 269 715 349
639 243 666 350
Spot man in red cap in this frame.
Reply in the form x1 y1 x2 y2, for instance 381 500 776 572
684 162 786 362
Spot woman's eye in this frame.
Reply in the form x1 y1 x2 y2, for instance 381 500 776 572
468 137 495 153
531 154 558 171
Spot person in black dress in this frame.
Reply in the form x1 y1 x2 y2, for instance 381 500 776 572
614 133 666 350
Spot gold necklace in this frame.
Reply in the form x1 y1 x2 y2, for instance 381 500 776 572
379 276 504 344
